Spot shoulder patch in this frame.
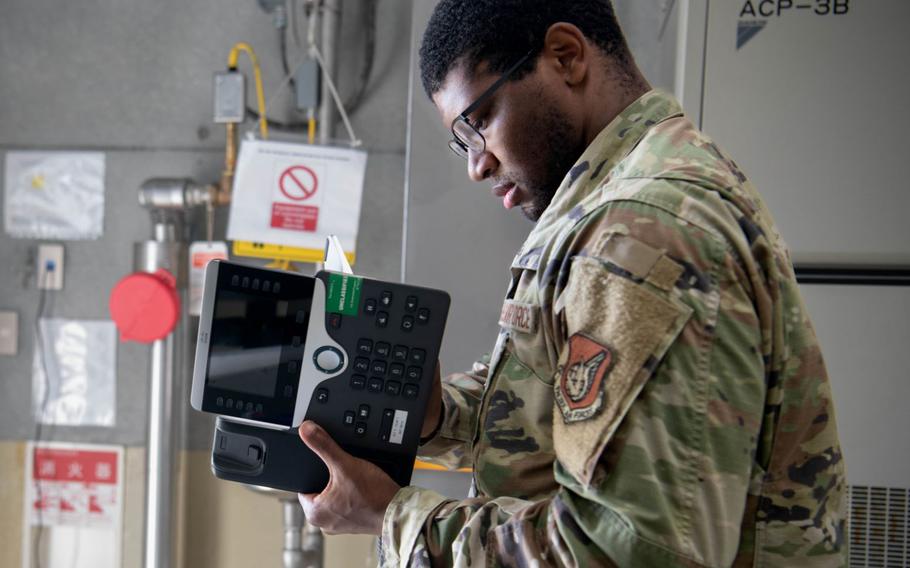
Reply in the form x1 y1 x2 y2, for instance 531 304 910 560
552 257 693 486
554 334 614 423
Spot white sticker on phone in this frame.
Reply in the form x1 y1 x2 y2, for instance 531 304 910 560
390 410 408 445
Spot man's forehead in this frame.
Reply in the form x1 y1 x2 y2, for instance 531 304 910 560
432 60 498 124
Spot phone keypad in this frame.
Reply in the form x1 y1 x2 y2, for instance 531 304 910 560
326 283 445 450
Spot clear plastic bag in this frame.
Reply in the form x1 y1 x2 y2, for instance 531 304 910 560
32 319 117 426
4 152 106 240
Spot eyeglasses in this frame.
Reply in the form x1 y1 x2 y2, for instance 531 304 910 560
448 50 535 160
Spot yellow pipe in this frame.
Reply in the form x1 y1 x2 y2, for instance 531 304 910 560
218 122 238 205
227 42 269 140
308 117 317 145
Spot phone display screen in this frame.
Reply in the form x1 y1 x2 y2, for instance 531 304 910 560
202 264 314 422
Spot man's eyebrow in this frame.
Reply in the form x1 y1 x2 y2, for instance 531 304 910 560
465 95 496 121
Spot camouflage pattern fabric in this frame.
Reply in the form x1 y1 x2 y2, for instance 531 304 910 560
381 90 846 567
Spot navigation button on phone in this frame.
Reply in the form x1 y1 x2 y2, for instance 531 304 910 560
314 347 345 374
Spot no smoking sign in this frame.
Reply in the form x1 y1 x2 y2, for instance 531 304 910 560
227 139 368 259
279 165 318 201
273 164 322 232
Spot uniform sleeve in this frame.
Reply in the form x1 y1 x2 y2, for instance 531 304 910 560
416 360 489 470
384 196 768 567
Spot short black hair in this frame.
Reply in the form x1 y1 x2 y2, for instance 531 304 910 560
419 0 632 98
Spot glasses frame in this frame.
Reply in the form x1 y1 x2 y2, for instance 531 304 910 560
449 50 535 159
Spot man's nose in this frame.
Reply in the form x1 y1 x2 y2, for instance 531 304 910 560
467 148 497 182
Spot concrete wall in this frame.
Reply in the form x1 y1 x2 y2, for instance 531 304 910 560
0 0 412 565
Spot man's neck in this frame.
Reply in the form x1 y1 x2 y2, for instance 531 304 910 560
582 69 651 147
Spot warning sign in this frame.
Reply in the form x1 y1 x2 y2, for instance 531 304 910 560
271 202 319 231
25 442 123 528
279 166 319 201
227 140 368 261
272 165 320 232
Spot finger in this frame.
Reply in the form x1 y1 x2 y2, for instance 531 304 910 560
298 492 325 522
298 492 315 513
297 492 344 532
298 492 325 527
298 420 347 469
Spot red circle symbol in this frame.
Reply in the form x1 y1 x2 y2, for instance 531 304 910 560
279 166 319 201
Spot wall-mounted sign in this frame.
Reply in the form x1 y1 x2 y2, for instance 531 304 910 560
227 141 367 263
21 442 124 568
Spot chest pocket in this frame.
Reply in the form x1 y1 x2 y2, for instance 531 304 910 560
552 234 694 486
473 340 558 500
472 247 559 499
496 246 556 383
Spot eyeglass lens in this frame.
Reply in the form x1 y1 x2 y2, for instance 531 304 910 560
453 118 484 154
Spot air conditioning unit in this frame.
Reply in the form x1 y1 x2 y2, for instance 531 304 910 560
676 1 910 564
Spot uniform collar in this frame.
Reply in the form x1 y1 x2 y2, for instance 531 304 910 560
513 90 684 268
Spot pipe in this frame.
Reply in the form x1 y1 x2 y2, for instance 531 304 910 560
139 178 211 210
300 512 324 568
136 218 185 568
144 333 176 568
319 0 342 144
282 498 305 568
282 499 310 568
246 486 325 568
220 121 238 205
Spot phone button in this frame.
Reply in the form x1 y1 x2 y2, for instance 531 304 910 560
314 346 345 374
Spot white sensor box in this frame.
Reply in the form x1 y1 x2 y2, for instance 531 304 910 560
37 244 64 290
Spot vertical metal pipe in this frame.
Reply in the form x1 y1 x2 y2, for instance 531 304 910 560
282 499 305 568
137 218 184 568
319 0 342 144
145 333 176 568
300 510 325 568
245 488 324 568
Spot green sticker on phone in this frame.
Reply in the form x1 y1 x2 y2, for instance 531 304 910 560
326 273 363 316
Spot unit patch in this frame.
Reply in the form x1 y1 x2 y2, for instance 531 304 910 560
555 334 614 423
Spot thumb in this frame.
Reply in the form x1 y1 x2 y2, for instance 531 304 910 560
298 420 345 469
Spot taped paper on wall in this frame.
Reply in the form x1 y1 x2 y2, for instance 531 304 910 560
32 319 116 427
25 443 123 528
22 442 124 568
188 241 229 316
227 140 367 259
4 152 106 240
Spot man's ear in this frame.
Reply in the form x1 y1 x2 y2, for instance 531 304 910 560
541 23 589 87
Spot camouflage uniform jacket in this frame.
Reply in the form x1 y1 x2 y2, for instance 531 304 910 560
381 90 846 567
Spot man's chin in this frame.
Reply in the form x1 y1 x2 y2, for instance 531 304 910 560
520 201 546 223
519 191 556 222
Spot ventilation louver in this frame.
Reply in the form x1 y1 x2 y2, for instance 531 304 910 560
848 485 909 567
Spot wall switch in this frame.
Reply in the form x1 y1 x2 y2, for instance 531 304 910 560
0 311 18 356
37 244 64 290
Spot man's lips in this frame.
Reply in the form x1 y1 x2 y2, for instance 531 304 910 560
492 183 521 209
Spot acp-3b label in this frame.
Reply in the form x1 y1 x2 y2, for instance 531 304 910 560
740 0 850 18
737 0 850 49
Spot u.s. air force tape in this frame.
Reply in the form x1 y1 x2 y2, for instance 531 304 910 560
499 299 539 334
